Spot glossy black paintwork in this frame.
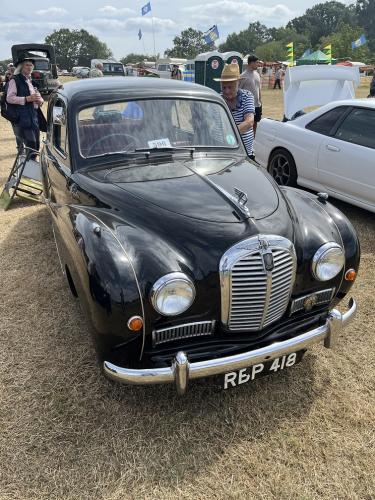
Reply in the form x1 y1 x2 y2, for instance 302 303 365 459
42 78 360 366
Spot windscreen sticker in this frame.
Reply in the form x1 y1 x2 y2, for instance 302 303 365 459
226 134 236 146
148 138 172 149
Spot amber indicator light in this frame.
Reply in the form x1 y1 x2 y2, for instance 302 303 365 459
127 316 144 331
345 269 357 281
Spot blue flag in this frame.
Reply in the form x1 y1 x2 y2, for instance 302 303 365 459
204 25 219 45
138 29 142 40
141 2 151 16
351 34 367 49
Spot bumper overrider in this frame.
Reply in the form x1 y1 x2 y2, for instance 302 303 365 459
103 299 357 395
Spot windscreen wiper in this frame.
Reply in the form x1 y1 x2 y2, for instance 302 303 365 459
134 147 195 157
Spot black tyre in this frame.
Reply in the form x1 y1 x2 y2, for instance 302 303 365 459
268 148 297 187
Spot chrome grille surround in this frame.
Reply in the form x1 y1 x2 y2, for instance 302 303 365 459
220 235 297 331
153 321 215 346
290 288 335 315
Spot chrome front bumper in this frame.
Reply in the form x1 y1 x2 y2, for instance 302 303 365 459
103 299 357 395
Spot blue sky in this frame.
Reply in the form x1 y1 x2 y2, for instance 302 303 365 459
0 0 354 61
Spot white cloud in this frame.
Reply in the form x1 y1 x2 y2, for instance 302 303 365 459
97 6 135 16
36 6 67 16
88 16 176 34
184 1 295 26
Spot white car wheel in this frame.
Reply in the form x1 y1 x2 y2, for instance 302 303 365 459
268 149 297 187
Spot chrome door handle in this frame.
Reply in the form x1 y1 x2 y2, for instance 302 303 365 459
326 144 340 152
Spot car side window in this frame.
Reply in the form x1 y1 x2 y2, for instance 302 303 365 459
305 106 349 136
334 108 375 149
52 99 67 156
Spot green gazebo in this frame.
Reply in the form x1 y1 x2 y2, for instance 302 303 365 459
296 50 331 65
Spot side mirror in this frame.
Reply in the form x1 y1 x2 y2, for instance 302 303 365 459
53 106 65 125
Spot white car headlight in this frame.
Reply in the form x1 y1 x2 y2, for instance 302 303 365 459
312 243 345 281
150 272 195 316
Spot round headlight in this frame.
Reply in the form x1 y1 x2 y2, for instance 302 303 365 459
150 272 195 316
312 243 345 281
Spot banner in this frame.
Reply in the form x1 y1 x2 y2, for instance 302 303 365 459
323 44 332 64
204 25 219 45
352 34 367 49
286 42 294 67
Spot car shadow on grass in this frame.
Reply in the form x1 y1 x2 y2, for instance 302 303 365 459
1 207 328 497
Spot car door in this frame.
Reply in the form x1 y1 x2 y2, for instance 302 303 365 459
317 106 375 207
43 97 75 212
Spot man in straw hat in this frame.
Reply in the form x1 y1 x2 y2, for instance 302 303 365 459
214 63 255 158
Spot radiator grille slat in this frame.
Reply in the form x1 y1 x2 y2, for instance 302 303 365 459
153 321 214 346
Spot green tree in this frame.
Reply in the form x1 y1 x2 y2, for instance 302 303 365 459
0 58 12 75
254 41 285 62
267 27 311 60
320 23 371 61
120 53 155 65
287 1 357 47
165 28 212 59
356 0 375 51
219 22 271 54
45 28 112 70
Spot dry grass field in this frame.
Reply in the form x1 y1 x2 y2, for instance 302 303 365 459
0 77 374 500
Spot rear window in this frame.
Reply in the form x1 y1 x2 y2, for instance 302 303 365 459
305 106 349 136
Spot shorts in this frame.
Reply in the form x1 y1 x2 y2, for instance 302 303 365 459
255 106 262 123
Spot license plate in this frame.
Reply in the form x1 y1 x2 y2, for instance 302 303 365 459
222 350 305 390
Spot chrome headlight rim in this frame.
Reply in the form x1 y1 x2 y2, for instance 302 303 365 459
150 272 196 316
312 242 345 281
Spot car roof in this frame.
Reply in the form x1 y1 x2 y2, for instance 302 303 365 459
326 98 375 109
57 77 222 105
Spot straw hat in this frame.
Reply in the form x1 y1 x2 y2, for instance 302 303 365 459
214 63 243 82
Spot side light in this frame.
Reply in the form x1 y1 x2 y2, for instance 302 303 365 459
345 269 357 282
127 316 143 331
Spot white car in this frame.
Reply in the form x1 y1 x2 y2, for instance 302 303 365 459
255 67 375 213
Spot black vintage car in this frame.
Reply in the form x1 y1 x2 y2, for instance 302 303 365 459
41 78 359 395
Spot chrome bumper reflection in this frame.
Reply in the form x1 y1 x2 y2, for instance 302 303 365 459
103 299 357 395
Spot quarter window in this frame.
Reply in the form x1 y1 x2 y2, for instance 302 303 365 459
334 108 375 149
306 106 349 136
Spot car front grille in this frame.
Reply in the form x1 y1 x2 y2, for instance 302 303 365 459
153 321 215 346
220 235 296 331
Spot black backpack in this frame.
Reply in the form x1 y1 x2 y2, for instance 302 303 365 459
1 76 21 123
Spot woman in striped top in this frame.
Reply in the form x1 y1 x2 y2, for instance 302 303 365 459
215 64 255 157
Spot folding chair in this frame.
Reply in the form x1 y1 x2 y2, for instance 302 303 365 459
0 147 43 210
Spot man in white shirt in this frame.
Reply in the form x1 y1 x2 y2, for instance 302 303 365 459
239 54 262 136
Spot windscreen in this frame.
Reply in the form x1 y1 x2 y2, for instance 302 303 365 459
103 63 124 73
33 60 50 71
77 99 239 158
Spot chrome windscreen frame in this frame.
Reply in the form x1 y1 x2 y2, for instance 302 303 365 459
219 234 297 329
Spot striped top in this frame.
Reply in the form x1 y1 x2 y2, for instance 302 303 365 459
223 89 255 156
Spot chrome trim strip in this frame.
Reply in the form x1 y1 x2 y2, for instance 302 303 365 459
76 208 146 360
103 299 357 395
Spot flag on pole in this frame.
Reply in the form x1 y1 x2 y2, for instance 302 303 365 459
138 29 142 40
323 44 332 64
141 2 151 16
351 34 367 49
204 25 219 45
286 42 294 67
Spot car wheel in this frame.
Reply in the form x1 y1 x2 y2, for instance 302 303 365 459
268 149 297 187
